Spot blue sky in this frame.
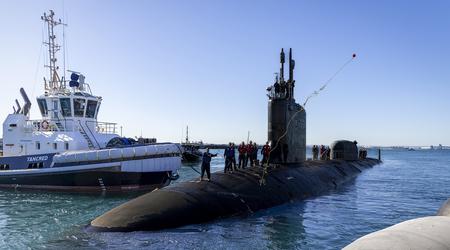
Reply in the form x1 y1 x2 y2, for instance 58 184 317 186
0 0 449 146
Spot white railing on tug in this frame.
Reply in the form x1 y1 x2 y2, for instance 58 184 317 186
87 121 117 134
24 119 117 134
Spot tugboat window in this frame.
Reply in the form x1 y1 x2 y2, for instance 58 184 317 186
37 99 48 116
73 98 86 117
53 143 58 150
86 100 98 118
36 142 40 150
60 98 72 117
65 142 69 150
52 100 59 118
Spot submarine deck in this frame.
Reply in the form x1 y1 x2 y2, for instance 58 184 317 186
91 158 381 232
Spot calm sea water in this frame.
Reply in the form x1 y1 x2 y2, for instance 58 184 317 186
0 149 449 249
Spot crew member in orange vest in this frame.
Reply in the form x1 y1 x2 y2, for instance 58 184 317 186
262 141 271 165
238 142 247 169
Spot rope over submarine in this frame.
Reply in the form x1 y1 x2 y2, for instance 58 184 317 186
90 49 382 232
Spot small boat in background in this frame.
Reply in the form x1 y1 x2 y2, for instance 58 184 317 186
181 126 202 163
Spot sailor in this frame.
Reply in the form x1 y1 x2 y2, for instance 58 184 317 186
262 142 271 164
231 143 237 171
246 141 254 167
320 145 325 160
359 147 367 159
253 142 259 166
201 148 217 181
280 82 286 97
238 142 247 169
312 145 319 160
224 143 234 173
274 81 280 98
326 146 331 160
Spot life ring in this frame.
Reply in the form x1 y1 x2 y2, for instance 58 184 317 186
42 120 49 130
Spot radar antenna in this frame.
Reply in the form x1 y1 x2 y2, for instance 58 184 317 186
41 10 67 91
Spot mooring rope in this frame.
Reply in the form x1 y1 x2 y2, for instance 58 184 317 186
259 54 357 185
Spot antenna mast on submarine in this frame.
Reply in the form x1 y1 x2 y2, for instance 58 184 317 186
287 48 295 100
41 10 67 92
268 48 296 101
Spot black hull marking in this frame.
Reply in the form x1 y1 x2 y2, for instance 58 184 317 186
0 170 171 193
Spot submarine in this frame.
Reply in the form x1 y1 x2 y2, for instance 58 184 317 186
90 48 382 232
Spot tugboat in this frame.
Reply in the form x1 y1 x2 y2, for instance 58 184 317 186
181 126 202 163
0 10 181 192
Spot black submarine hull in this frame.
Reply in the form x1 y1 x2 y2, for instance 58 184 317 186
90 158 381 232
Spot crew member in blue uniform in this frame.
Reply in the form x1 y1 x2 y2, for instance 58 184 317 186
224 143 235 173
312 145 319 160
201 148 217 181
231 143 237 171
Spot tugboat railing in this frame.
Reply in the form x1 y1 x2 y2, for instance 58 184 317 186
25 119 117 134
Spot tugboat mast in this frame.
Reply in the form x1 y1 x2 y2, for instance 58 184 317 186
41 10 66 92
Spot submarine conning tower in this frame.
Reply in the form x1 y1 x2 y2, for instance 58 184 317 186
267 48 306 163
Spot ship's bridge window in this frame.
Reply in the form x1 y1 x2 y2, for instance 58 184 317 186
73 98 86 117
37 99 48 116
60 98 72 117
52 100 59 119
86 100 98 118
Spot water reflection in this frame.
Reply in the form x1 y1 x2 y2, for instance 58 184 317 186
264 202 307 249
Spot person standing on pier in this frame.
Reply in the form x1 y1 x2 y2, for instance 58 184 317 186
238 142 247 169
201 148 217 181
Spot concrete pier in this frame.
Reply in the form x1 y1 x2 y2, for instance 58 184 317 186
344 198 450 250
